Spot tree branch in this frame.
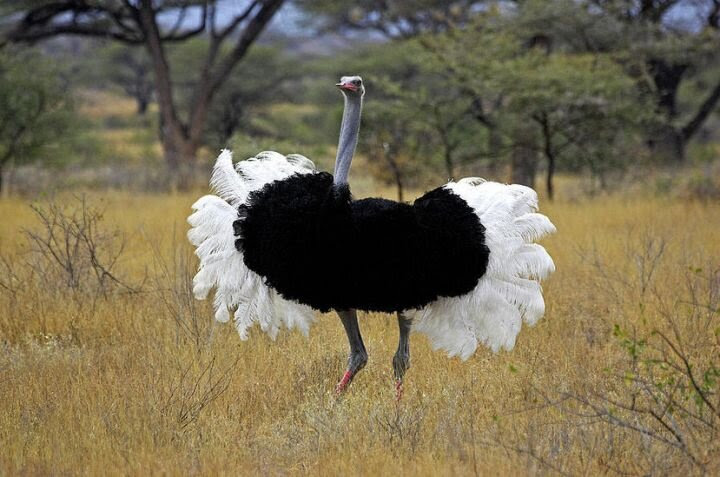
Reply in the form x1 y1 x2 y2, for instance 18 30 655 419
6 23 144 44
165 5 189 38
188 0 285 140
4 1 142 44
161 1 207 42
3 1 210 46
681 76 720 142
213 0 259 41
710 0 720 29
655 330 718 416
137 0 182 133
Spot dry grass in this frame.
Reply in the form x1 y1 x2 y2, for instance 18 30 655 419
77 90 154 120
0 188 718 476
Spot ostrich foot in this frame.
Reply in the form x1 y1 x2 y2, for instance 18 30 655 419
393 348 410 401
395 379 404 401
335 350 367 394
335 370 354 394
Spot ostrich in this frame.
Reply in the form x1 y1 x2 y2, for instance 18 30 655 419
188 76 556 398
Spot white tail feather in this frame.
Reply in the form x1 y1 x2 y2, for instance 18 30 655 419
189 150 317 340
408 179 556 358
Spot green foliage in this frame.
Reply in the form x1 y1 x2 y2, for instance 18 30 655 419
424 14 653 180
613 316 720 417
0 48 77 173
613 324 646 360
228 131 331 171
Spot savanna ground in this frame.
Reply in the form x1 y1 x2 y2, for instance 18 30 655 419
0 178 718 475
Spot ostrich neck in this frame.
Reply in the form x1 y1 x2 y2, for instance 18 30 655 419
333 93 363 186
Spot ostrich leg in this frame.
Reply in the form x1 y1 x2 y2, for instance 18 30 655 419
335 309 368 394
393 313 412 400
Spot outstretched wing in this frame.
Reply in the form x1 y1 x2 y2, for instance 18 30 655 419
407 178 556 359
187 149 317 340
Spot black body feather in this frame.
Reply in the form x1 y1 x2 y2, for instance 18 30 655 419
235 172 489 313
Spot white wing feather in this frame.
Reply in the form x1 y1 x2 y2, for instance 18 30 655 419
188 149 316 340
407 179 556 359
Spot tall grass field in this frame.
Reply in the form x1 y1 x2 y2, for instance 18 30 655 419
1 188 718 475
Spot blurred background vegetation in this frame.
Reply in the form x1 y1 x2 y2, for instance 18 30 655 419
1 0 719 199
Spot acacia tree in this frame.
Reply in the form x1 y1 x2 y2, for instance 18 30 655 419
167 40 297 149
513 55 646 199
2 0 285 188
389 78 484 181
514 0 720 163
608 0 720 162
412 16 651 196
0 48 75 196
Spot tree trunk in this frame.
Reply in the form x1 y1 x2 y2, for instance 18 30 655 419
138 1 191 188
0 156 13 198
162 127 199 191
137 96 149 115
649 59 686 119
537 113 556 200
647 59 688 163
647 124 685 163
443 149 454 180
682 75 720 145
384 153 404 202
137 1 209 190
644 64 720 163
470 98 504 177
395 175 404 203
510 145 538 188
136 0 284 190
510 122 538 188
0 158 17 198
546 153 555 201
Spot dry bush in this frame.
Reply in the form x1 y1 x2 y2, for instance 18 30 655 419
159 355 238 430
562 260 720 472
0 195 139 341
146 230 212 350
145 233 239 432
489 227 720 474
0 196 235 446
3 196 137 301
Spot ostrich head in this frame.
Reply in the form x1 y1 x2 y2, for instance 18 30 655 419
336 76 364 97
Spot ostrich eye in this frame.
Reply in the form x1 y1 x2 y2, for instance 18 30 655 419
353 79 361 86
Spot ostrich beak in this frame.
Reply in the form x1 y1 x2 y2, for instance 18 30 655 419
336 82 358 92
